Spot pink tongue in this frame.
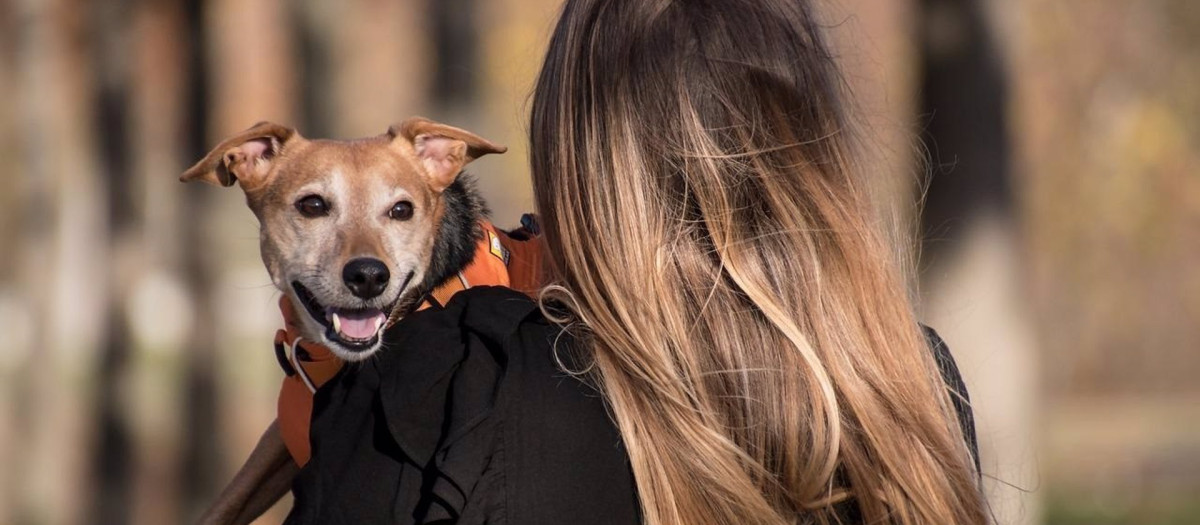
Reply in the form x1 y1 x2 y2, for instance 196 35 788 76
334 309 386 339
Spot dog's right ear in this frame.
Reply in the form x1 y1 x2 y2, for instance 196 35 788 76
181 121 299 189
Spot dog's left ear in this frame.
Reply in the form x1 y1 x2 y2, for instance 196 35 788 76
389 117 507 192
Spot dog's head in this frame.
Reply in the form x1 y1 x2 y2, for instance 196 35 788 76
181 117 505 360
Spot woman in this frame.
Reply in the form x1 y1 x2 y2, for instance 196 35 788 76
286 0 988 524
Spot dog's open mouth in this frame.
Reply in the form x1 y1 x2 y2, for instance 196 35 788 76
290 273 413 352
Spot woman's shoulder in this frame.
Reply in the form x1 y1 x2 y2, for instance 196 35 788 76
438 286 641 523
422 285 596 389
379 285 600 434
433 286 592 392
445 287 614 438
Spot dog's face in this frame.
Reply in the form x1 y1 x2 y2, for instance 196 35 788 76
181 118 505 360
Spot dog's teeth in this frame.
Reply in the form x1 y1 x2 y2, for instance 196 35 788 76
332 313 342 334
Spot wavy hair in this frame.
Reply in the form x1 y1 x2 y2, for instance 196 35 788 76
530 0 987 523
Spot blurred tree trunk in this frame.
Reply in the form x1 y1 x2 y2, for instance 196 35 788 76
821 0 921 265
915 1 1037 524
87 0 137 523
476 0 564 222
917 0 1012 254
126 0 192 522
429 0 526 219
0 2 19 278
431 0 478 120
12 0 108 523
295 0 429 138
0 0 24 519
178 0 220 521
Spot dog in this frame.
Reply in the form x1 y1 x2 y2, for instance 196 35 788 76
180 117 517 524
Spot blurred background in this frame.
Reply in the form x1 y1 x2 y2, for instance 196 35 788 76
0 0 1196 524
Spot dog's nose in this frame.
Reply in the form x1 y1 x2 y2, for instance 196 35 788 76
342 258 391 299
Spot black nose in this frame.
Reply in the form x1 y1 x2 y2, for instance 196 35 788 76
342 258 390 299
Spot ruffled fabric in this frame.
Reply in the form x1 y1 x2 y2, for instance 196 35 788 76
285 286 538 525
379 287 537 521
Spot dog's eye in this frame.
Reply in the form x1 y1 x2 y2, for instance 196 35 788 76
295 195 330 218
389 201 414 221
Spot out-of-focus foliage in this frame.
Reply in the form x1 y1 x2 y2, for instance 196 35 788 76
1009 1 1200 522
0 1 1194 524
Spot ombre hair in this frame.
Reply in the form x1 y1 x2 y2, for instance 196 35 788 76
530 0 987 523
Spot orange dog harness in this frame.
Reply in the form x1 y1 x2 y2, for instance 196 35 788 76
274 220 543 465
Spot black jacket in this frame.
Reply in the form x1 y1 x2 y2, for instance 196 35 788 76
285 286 976 524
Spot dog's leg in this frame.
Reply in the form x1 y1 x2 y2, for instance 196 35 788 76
228 432 298 525
197 419 298 525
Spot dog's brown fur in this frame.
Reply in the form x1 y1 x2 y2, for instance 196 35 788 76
181 118 505 524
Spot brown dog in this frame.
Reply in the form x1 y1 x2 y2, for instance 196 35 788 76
181 118 506 524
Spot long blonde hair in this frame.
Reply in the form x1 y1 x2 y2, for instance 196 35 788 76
529 0 987 523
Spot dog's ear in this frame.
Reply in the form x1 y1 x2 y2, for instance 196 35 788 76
181 121 299 189
389 117 507 192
